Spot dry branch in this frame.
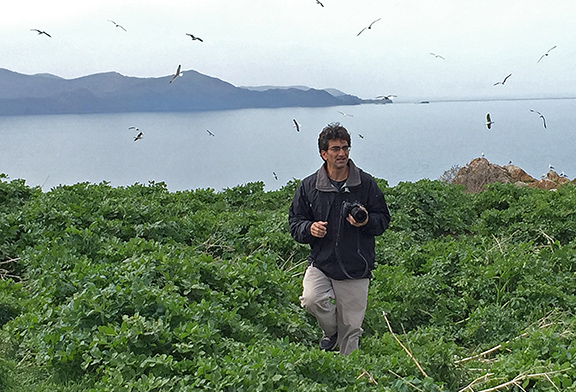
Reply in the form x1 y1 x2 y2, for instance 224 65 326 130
388 370 425 392
455 315 557 365
475 370 567 392
357 368 378 385
382 311 429 378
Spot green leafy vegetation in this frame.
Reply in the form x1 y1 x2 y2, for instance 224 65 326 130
1 175 576 391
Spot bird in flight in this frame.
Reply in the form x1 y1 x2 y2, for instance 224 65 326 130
376 94 396 100
206 129 215 136
108 20 127 31
293 119 301 132
315 0 324 7
485 113 494 129
358 134 364 139
30 29 51 37
186 33 203 42
337 110 354 117
537 45 557 63
493 73 512 86
169 65 183 83
357 18 381 36
530 109 547 129
133 131 143 141
429 52 445 60
273 172 278 180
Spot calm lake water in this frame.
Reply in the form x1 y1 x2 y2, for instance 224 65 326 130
1 98 575 192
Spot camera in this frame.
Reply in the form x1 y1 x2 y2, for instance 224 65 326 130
342 201 367 223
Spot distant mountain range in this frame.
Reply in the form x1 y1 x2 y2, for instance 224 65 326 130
0 68 371 116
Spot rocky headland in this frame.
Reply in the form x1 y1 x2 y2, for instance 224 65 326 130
451 158 575 193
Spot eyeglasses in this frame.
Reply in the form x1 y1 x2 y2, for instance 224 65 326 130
327 145 351 153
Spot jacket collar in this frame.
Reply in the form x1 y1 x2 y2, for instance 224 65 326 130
315 159 361 192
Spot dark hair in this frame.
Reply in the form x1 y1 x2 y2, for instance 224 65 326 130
318 122 351 152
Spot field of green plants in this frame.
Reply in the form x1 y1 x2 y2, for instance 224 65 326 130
1 173 576 391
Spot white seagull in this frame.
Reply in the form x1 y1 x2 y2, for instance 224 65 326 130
485 113 494 129
530 109 547 129
429 52 445 60
186 33 203 42
493 73 512 86
537 45 557 63
337 110 354 117
293 119 301 132
358 134 364 139
206 129 215 136
273 172 278 180
169 65 183 83
30 29 51 37
315 0 324 7
357 18 381 36
108 20 127 31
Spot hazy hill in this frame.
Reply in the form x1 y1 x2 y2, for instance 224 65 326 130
0 68 364 115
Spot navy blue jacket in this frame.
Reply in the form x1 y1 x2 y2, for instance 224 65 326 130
289 160 391 280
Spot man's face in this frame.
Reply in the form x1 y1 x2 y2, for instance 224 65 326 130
320 139 350 171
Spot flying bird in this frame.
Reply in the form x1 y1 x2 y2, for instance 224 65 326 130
133 132 143 141
429 52 445 60
494 73 512 86
337 110 354 117
186 33 203 42
30 29 51 37
169 64 183 83
530 109 547 129
358 134 364 139
357 18 381 36
537 45 557 63
108 20 127 31
315 0 324 7
292 119 301 132
273 172 278 180
485 113 494 129
376 94 396 100
206 129 215 136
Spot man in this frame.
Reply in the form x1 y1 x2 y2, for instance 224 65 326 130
289 122 391 355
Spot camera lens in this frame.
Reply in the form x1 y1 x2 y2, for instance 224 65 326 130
351 206 367 222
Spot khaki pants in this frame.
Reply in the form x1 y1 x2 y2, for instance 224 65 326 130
299 266 370 355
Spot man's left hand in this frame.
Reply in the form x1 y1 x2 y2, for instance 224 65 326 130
347 206 369 227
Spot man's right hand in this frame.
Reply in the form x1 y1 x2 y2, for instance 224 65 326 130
310 221 328 238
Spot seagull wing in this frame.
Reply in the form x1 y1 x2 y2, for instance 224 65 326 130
547 45 557 54
293 119 300 132
502 73 512 84
357 27 367 36
369 18 382 28
541 115 547 129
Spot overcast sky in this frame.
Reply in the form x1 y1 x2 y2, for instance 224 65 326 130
3 0 575 101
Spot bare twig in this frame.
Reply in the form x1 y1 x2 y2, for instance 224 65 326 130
388 370 425 392
0 257 19 265
458 373 495 392
456 313 559 365
539 228 555 245
0 258 21 281
357 368 378 385
475 370 567 392
383 311 428 378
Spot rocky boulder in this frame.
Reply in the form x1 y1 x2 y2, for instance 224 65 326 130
451 158 573 193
